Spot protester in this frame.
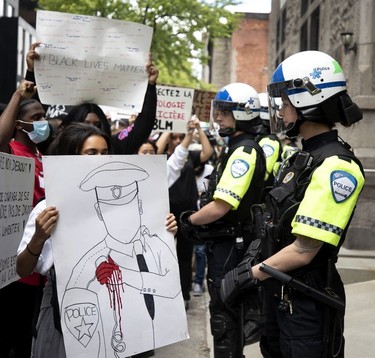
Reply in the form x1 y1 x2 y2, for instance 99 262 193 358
16 123 178 358
111 117 130 135
138 119 199 188
220 51 365 358
192 159 214 297
0 79 54 358
157 117 214 309
179 82 266 357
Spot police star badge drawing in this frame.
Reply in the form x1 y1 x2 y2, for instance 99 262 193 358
43 155 188 358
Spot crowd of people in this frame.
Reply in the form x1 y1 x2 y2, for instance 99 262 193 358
0 39 365 358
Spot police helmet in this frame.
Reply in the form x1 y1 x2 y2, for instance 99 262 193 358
267 51 362 137
258 92 270 121
210 82 261 137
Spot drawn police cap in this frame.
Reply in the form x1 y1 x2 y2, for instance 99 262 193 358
79 161 149 202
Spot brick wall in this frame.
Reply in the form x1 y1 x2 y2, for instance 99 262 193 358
210 13 269 93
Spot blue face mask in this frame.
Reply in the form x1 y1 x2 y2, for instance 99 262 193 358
21 120 50 144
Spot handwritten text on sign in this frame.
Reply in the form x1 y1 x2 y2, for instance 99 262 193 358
192 90 216 123
35 10 153 110
153 85 195 133
0 153 34 289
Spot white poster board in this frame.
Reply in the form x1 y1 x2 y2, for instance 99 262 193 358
43 155 188 358
35 10 153 111
154 85 195 133
0 153 34 289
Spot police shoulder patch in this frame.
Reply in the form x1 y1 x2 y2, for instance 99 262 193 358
330 170 357 203
231 159 249 178
262 144 275 158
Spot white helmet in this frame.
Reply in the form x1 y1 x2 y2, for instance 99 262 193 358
258 92 269 120
211 83 260 136
212 83 260 121
266 51 363 136
267 51 347 109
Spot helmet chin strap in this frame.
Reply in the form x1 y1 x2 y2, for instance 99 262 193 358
285 115 304 139
218 127 236 137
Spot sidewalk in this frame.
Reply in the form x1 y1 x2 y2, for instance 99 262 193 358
153 292 210 358
153 278 375 357
153 255 375 357
243 280 375 358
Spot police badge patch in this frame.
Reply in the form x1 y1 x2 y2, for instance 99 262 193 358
330 170 357 203
231 159 249 178
64 302 99 347
262 144 275 158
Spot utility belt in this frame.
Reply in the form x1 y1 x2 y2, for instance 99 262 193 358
196 220 253 247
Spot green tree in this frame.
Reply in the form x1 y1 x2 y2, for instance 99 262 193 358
37 0 242 88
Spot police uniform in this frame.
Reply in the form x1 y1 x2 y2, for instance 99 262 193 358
260 130 365 357
257 133 282 189
204 133 265 357
60 162 182 357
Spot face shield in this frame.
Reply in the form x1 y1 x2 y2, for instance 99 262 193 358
209 99 236 137
268 95 284 134
267 76 321 135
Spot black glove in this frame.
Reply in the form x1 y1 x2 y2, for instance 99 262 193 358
179 211 196 232
220 258 257 306
179 211 204 244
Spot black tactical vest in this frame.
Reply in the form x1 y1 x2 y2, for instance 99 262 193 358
263 137 363 262
206 133 266 224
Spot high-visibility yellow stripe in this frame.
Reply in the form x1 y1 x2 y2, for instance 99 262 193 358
292 156 365 246
258 137 281 180
213 146 258 209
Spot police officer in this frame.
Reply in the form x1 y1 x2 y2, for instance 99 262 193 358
256 92 282 190
180 82 266 358
221 51 365 357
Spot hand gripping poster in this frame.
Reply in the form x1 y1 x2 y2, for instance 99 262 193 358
43 155 188 358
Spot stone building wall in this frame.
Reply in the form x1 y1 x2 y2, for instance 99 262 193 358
268 0 375 249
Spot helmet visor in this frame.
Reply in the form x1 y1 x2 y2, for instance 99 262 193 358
268 95 285 134
211 99 240 125
210 100 237 137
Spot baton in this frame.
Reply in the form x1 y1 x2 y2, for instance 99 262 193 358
259 263 344 311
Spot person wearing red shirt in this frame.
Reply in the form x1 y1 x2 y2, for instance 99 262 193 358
0 80 51 358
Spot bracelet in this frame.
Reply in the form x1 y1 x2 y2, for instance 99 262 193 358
26 243 41 257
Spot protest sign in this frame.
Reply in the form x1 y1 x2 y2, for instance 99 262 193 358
153 85 195 133
43 155 188 357
35 10 153 111
192 89 216 123
0 153 34 289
